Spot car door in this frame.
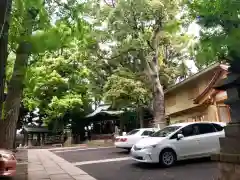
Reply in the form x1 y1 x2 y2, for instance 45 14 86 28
169 124 201 159
196 123 222 155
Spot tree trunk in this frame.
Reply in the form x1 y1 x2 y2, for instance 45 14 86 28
0 9 37 149
144 51 166 129
138 106 144 128
0 0 12 120
0 42 31 149
152 76 165 129
13 128 17 149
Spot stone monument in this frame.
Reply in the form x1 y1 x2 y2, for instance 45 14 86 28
212 60 240 180
63 129 72 147
63 121 72 147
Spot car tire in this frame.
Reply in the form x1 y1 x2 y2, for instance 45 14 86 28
127 148 131 153
159 148 176 167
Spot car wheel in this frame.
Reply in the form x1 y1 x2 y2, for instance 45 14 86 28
159 149 176 167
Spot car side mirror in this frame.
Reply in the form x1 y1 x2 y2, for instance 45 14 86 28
177 134 184 140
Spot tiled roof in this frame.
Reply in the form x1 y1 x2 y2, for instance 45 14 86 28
165 63 229 94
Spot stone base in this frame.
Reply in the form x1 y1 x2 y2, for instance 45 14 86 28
216 162 240 180
212 123 240 180
212 153 240 164
28 140 32 147
213 153 240 180
64 137 72 146
223 123 240 139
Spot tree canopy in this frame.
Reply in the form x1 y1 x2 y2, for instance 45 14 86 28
84 0 193 127
188 0 240 66
0 0 198 148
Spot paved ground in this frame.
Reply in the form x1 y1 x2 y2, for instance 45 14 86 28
53 147 220 180
53 147 126 162
27 149 97 180
14 149 28 180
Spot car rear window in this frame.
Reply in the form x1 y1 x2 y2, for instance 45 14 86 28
127 129 139 135
212 123 224 131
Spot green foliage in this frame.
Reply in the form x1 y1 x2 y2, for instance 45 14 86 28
9 0 51 51
23 53 91 123
47 94 83 119
5 0 95 128
3 0 194 131
103 68 151 109
86 0 192 110
187 0 240 65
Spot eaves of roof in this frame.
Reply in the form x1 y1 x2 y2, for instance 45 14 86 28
164 63 229 94
193 69 224 104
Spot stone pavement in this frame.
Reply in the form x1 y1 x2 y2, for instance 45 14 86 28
28 149 97 180
12 149 28 180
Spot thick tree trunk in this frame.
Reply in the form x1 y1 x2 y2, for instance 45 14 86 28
0 8 37 149
144 51 166 129
0 42 31 149
152 77 165 129
0 0 12 120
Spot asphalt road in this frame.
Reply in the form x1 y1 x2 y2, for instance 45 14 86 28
54 147 220 180
53 147 129 162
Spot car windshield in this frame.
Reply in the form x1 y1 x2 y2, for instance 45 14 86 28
127 129 139 135
150 126 181 137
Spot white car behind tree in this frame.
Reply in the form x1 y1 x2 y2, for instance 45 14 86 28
131 122 226 167
115 128 159 152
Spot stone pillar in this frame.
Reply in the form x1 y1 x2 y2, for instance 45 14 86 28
28 133 33 147
64 130 72 147
212 61 240 180
23 132 27 146
41 133 44 146
37 133 41 146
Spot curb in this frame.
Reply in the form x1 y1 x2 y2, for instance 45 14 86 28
53 146 115 153
48 144 88 151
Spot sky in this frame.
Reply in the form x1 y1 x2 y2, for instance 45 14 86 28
185 22 201 73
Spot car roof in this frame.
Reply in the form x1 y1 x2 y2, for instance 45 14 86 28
169 121 227 127
169 122 193 127
135 128 159 131
211 122 227 126
136 128 158 130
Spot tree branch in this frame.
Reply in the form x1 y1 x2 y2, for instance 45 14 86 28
103 0 116 8
147 40 154 50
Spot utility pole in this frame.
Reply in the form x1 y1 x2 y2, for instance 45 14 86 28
0 0 12 120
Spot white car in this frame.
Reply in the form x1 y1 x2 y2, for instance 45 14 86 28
131 122 226 167
114 128 159 152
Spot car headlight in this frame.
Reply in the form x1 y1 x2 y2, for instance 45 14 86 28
142 144 157 149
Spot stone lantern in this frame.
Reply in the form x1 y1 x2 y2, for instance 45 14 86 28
213 60 240 180
63 119 72 147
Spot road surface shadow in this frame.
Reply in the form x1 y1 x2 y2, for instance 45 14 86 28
132 157 214 169
113 150 130 155
0 177 25 180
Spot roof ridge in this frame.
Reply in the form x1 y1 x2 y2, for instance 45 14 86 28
165 63 228 94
